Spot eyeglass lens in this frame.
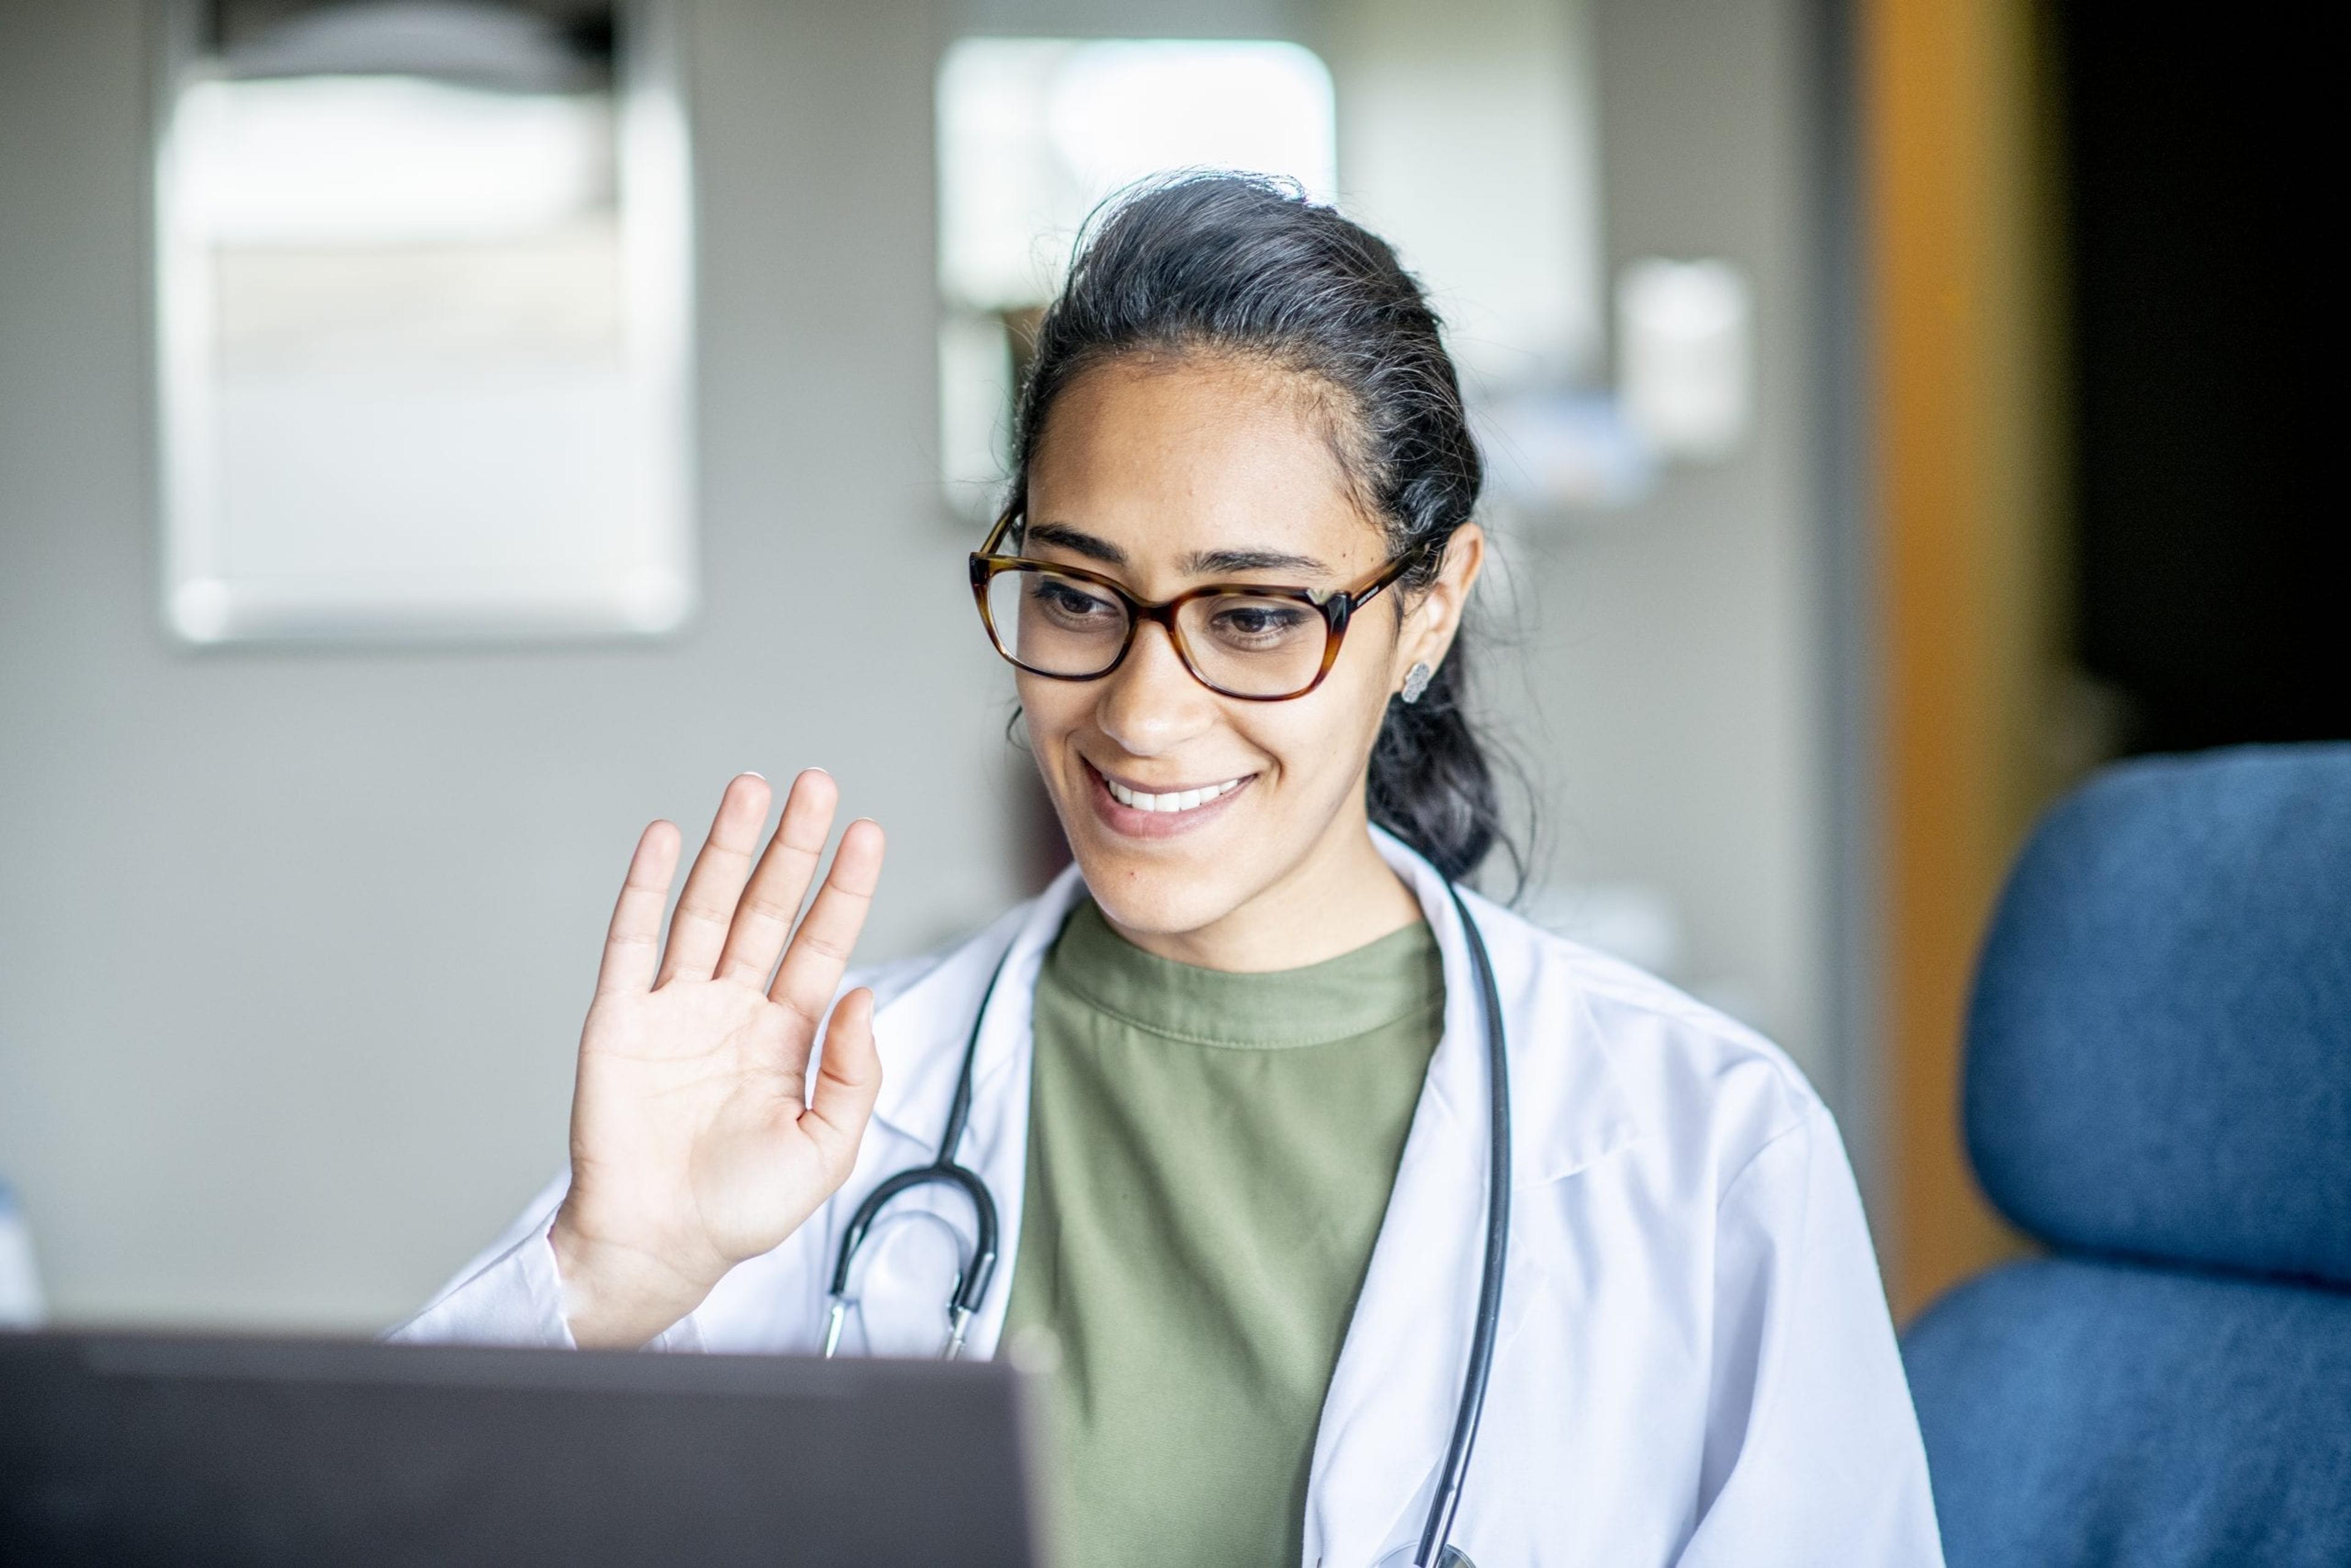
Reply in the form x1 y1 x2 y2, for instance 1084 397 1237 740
984 566 1330 698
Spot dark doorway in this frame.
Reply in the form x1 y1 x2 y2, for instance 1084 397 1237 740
2056 7 2343 753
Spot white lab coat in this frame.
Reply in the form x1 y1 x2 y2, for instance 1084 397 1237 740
392 830 1945 1567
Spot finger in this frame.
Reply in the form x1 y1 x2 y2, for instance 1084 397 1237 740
801 987 882 1174
768 819 886 1029
594 820 681 997
656 773 772 986
715 769 839 988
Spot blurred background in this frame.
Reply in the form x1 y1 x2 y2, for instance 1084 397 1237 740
0 0 2335 1334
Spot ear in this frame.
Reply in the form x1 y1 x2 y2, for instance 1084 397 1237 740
1392 523 1487 692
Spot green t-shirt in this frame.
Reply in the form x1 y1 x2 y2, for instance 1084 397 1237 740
1003 899 1445 1566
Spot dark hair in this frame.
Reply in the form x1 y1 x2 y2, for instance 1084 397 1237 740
1007 172 1515 884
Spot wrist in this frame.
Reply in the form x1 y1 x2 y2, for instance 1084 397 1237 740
547 1206 718 1349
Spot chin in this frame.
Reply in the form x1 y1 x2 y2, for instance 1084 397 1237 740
1070 846 1248 939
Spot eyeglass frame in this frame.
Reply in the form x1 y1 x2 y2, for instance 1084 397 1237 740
967 511 1434 702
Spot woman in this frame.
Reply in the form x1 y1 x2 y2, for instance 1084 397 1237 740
396 176 1943 1566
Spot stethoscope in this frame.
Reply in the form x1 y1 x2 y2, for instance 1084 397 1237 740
822 870 1512 1568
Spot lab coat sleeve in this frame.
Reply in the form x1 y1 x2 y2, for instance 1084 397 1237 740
381 1171 703 1352
1674 1105 1946 1567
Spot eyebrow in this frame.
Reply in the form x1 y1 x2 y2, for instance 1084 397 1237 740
1021 522 1127 566
1182 546 1331 576
1021 522 1332 580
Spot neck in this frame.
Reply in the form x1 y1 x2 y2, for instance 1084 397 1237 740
1104 805 1424 972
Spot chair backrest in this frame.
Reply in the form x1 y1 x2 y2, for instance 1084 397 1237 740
1902 743 2351 1568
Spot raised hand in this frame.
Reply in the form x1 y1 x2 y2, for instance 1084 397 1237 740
549 771 885 1348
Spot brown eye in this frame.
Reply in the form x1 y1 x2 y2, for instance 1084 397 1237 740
1204 598 1313 648
1031 577 1120 628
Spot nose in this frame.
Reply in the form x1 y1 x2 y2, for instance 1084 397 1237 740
1095 618 1219 758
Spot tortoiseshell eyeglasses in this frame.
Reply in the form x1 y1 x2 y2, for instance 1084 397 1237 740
969 513 1430 702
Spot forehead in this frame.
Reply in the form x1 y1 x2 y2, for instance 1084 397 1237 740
1025 354 1381 572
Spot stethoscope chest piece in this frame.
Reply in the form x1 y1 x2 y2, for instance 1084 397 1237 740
822 1206 977 1357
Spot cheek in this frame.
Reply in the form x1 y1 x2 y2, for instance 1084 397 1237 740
1271 644 1404 796
1307 615 1406 740
1014 674 1089 789
1014 671 1077 736
1235 689 1382 805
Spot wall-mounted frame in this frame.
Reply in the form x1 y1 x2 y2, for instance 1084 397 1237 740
151 0 696 645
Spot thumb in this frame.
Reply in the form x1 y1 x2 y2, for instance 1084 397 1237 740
803 987 882 1178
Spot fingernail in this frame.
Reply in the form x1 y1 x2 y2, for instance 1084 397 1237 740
741 770 767 781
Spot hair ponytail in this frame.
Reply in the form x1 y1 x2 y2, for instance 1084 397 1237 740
1011 173 1518 885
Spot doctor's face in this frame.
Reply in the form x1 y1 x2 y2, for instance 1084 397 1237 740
1014 353 1418 943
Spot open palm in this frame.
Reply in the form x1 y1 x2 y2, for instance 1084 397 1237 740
551 771 885 1348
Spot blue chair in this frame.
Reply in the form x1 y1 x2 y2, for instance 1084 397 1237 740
1903 743 2351 1566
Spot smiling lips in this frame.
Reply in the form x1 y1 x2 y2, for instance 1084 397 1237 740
1101 773 1248 814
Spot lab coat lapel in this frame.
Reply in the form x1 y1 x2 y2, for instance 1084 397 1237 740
1303 833 1644 1566
1303 843 1500 1564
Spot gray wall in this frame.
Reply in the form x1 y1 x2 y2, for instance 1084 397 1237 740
1530 0 1840 1083
0 0 1859 1331
0 0 1024 1328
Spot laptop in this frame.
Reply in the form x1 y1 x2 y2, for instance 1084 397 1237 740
0 1330 1044 1566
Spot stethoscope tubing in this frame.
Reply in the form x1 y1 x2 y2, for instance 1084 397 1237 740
823 861 1510 1568
1412 879 1512 1568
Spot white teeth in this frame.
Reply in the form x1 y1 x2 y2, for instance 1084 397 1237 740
1105 775 1243 812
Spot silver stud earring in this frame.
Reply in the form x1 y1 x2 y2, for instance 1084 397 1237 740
1400 661 1434 705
